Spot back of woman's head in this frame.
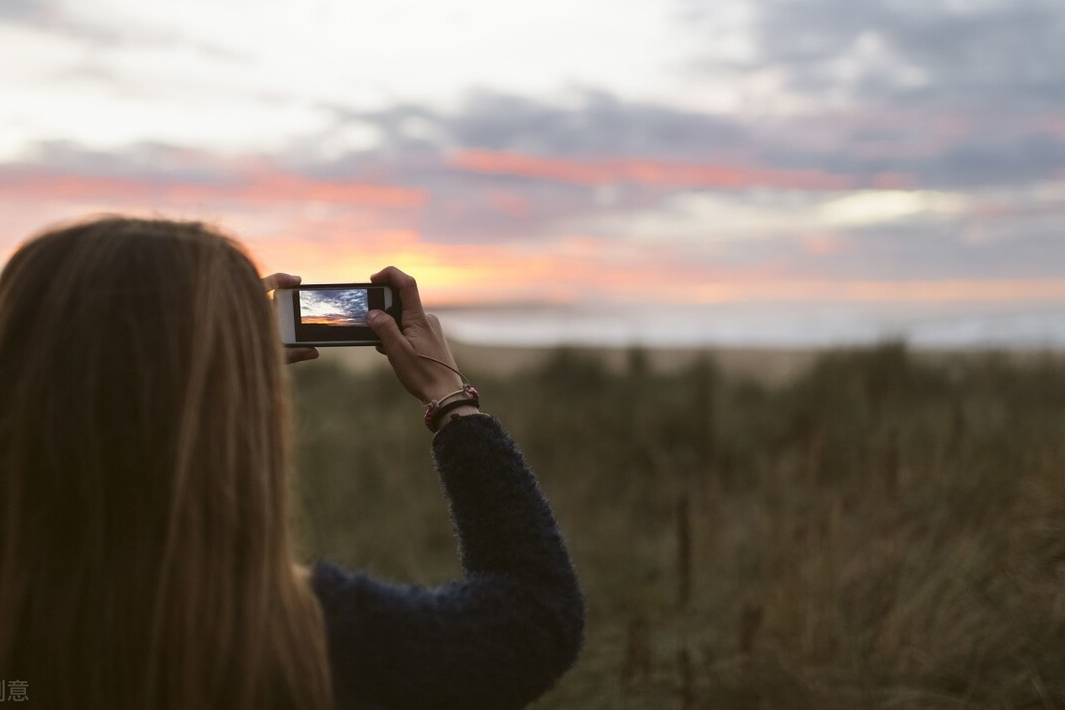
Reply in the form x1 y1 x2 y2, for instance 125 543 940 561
0 217 332 710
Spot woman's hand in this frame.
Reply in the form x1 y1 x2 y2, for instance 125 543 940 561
367 266 473 409
261 272 319 365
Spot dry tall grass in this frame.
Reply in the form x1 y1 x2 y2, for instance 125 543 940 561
291 343 1065 709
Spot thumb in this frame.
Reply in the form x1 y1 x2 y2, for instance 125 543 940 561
367 310 408 354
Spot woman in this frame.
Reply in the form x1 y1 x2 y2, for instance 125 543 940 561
0 217 584 709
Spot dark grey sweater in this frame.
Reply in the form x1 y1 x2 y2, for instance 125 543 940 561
308 414 585 709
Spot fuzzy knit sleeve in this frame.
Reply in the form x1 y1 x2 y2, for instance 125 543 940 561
308 413 585 710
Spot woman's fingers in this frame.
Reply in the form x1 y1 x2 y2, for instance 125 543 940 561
262 274 314 365
262 272 301 292
367 309 413 357
284 347 319 364
366 270 463 403
370 266 424 323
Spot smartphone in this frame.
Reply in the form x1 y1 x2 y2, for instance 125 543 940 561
274 283 401 347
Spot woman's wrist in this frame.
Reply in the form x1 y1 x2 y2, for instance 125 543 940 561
422 379 468 406
434 404 481 431
405 349 479 432
424 390 461 405
424 387 480 431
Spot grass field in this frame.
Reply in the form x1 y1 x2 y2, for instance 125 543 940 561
291 343 1065 709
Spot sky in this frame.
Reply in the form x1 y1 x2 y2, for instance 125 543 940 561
2 0 1064 346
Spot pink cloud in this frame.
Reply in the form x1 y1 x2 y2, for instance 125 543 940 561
485 189 531 217
690 278 1065 304
447 149 853 190
802 234 842 256
0 169 426 208
1042 114 1065 141
870 172 912 190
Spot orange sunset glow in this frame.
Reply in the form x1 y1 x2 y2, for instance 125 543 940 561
300 315 357 326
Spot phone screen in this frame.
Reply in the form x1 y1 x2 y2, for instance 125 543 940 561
298 288 369 326
288 285 393 344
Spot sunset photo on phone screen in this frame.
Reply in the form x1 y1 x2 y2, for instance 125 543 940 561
298 289 368 326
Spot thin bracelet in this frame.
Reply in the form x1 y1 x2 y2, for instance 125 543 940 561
428 386 471 407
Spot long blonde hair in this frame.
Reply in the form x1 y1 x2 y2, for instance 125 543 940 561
0 217 333 710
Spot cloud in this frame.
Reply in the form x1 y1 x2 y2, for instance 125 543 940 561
318 86 1065 192
1 142 425 208
675 0 1065 189
447 148 853 190
324 90 747 161
0 0 54 21
5 85 1065 309
0 0 133 45
695 0 1065 106
682 277 1065 305
0 167 424 208
0 0 243 57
